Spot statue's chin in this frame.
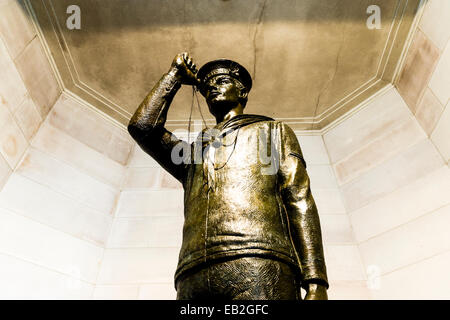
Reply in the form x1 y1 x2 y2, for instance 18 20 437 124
208 100 236 118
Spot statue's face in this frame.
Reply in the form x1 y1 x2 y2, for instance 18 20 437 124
204 75 245 117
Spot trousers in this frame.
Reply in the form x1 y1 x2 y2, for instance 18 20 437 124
176 256 301 300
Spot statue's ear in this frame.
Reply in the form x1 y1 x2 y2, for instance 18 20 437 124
239 89 248 100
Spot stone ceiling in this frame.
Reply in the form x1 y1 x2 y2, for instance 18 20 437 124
28 0 422 131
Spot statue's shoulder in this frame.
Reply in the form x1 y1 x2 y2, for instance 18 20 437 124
269 121 300 144
263 119 295 133
243 116 296 135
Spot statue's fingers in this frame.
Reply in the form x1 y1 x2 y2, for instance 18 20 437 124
182 52 188 63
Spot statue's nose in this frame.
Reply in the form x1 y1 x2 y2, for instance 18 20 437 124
207 85 220 95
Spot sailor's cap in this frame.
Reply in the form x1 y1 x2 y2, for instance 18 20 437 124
197 59 252 96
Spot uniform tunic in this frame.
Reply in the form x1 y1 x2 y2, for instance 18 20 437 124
128 72 329 290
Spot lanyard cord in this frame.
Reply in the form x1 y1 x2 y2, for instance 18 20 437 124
187 87 194 145
188 86 209 145
195 86 208 129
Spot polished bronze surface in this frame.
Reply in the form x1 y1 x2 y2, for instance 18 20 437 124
128 53 328 300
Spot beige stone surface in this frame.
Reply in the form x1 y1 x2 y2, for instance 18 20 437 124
159 169 183 189
93 285 139 300
97 247 179 284
323 88 412 163
419 0 450 51
334 117 425 185
32 122 126 189
108 216 183 248
371 249 450 299
107 217 153 248
415 87 444 136
123 167 161 190
0 37 28 113
296 135 330 165
49 95 133 165
0 0 36 59
397 30 440 113
320 214 354 244
429 41 450 106
15 38 60 118
0 153 11 191
431 100 450 162
312 188 346 214
0 174 112 246
307 165 338 190
0 253 94 299
147 216 184 248
359 204 450 276
350 166 450 243
328 281 372 300
139 283 177 300
0 207 104 283
341 139 444 212
0 105 11 128
116 190 184 217
127 144 161 168
0 108 28 169
13 94 42 141
324 245 366 281
16 148 119 214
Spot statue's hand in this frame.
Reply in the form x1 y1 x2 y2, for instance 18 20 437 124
170 52 199 86
304 283 328 300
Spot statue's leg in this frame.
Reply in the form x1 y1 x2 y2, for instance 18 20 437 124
208 256 300 300
176 266 211 300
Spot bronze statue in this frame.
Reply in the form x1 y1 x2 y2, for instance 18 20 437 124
128 53 328 300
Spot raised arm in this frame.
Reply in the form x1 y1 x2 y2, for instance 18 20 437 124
277 123 329 300
128 53 199 183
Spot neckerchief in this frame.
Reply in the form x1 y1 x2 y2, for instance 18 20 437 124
199 114 274 190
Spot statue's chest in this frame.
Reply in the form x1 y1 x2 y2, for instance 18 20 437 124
185 123 279 197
